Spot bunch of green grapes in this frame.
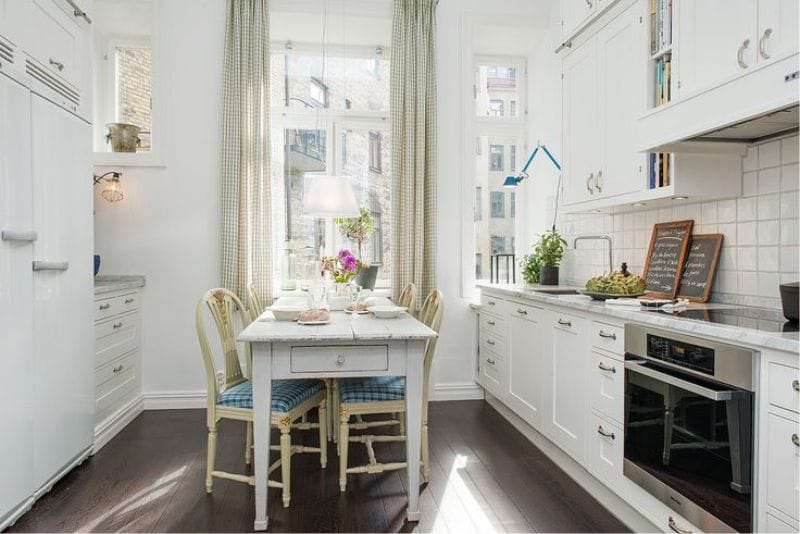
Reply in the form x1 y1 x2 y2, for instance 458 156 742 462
585 271 645 294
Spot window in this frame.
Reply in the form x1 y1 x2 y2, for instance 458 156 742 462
510 145 516 172
369 131 382 173
475 254 482 279
510 191 516 218
309 76 329 108
488 99 504 117
490 235 506 254
510 100 517 118
474 186 482 221
490 191 505 218
489 145 504 171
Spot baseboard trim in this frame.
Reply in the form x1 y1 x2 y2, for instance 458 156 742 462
431 382 485 401
485 395 657 533
93 395 145 454
143 390 206 410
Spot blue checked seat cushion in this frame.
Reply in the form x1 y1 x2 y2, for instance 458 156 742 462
217 379 324 413
339 376 406 403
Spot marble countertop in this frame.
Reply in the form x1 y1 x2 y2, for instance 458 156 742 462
239 297 437 343
94 275 146 295
478 282 800 354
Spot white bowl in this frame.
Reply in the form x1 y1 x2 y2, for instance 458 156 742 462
269 306 303 321
367 305 407 319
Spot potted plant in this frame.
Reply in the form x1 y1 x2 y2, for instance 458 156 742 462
335 206 380 289
521 228 567 286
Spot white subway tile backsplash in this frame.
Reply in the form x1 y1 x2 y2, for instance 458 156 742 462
717 199 737 223
719 247 736 270
738 222 757 246
657 208 672 222
780 190 799 219
737 197 757 221
781 137 799 165
758 272 780 298
743 146 758 172
758 246 779 272
738 272 759 296
672 205 688 221
718 222 736 245
758 220 780 246
758 167 781 194
759 140 781 169
757 194 780 220
781 246 799 273
742 171 758 197
780 163 799 192
738 247 757 271
781 219 799 246
701 202 718 224
634 212 646 230
684 203 702 221
717 270 738 293
634 230 648 249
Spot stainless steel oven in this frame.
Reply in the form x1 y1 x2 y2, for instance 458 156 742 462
623 324 756 533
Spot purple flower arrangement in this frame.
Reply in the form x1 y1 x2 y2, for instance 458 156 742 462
322 249 362 283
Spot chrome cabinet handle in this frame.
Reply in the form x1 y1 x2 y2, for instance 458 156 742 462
33 261 69 271
585 0 592 8
125 297 135 304
792 434 799 447
49 58 64 71
99 303 111 310
487 300 496 306
792 379 799 391
759 28 772 59
487 320 496 326
2 230 37 242
737 39 751 69
517 308 528 315
668 517 692 534
598 362 616 373
586 172 595 194
112 322 124 329
66 0 92 23
486 358 496 366
112 365 124 373
557 319 572 327
595 170 603 193
336 355 346 366
597 426 615 439
598 330 616 340
486 339 496 346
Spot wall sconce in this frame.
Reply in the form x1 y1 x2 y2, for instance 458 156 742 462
93 171 124 202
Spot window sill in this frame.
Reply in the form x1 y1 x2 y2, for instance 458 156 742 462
272 287 392 299
93 151 166 168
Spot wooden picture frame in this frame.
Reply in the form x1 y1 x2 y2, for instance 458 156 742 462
677 234 724 303
642 220 694 299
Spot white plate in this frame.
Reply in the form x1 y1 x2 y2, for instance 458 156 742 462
297 319 330 325
367 305 407 319
344 308 370 315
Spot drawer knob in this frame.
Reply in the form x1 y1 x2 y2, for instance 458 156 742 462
486 358 496 366
112 322 124 329
597 425 615 440
517 308 528 315
598 362 616 374
793 379 799 392
486 339 496 346
99 303 111 310
336 355 346 366
598 330 616 340
125 297 135 304
112 364 124 373
487 320 496 326
793 434 799 447
668 516 692 534
557 318 572 327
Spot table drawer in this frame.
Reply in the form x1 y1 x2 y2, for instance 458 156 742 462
479 330 505 358
290 345 388 373
95 291 140 321
768 362 800 414
591 321 623 355
95 312 140 369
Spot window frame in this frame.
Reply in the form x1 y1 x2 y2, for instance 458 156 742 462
489 144 504 171
490 191 505 218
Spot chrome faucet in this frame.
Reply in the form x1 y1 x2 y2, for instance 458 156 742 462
573 235 614 274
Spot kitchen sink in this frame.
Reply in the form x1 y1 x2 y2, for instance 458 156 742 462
529 288 580 295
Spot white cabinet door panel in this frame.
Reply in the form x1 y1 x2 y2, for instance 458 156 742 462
508 305 544 430
31 95 93 489
757 0 799 63
0 71 34 522
766 413 800 521
562 0 595 39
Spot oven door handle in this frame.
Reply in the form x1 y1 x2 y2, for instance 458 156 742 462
624 361 747 401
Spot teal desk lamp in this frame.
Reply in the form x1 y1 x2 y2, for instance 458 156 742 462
502 142 561 188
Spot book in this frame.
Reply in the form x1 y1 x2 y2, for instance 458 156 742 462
649 153 656 189
649 0 657 54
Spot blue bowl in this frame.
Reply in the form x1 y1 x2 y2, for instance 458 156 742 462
94 255 101 276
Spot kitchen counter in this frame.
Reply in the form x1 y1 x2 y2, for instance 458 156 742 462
94 275 146 295
478 282 800 354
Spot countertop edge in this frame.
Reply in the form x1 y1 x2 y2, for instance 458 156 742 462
94 275 147 295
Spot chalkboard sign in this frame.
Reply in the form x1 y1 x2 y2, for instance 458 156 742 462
643 220 694 298
677 234 723 302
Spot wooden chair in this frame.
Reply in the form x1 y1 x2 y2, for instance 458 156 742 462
397 282 417 315
196 288 327 507
246 282 265 323
337 289 443 491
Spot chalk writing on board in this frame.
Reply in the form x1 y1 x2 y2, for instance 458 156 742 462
678 234 723 302
643 221 694 298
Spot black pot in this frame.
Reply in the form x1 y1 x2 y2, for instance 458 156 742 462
540 265 559 286
780 282 799 322
356 264 380 290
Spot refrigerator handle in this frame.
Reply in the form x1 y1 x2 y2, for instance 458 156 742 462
33 260 69 272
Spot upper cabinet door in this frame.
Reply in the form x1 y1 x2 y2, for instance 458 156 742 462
757 0 799 63
596 2 646 198
677 0 758 95
562 37 599 205
562 0 596 39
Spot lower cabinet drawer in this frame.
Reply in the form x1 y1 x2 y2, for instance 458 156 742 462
95 312 140 369
290 345 388 373
479 330 505 357
588 413 625 492
590 350 623 423
479 351 504 398
765 513 798 533
591 321 623 355
96 351 138 414
766 413 800 521
768 362 800 414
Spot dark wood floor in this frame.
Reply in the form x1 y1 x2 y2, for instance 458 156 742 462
8 400 629 533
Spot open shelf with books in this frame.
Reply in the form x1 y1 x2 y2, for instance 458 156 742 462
647 0 674 191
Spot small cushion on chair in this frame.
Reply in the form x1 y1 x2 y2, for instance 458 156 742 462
339 376 406 403
216 379 324 412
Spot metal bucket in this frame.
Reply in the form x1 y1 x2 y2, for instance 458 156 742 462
106 123 141 152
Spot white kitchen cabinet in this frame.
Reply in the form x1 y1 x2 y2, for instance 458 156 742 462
478 306 508 401
0 70 35 529
765 413 799 522
757 0 800 63
545 309 590 463
588 412 625 493
562 36 599 205
590 350 624 424
507 303 545 430
561 0 596 41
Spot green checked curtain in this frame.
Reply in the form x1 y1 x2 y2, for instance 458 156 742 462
220 0 272 305
391 0 438 305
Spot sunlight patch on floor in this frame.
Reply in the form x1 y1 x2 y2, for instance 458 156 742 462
431 454 497 533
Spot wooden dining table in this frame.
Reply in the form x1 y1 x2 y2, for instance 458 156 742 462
238 297 437 531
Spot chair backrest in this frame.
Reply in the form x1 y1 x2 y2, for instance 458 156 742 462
246 283 265 323
418 289 444 409
195 288 252 418
397 282 417 314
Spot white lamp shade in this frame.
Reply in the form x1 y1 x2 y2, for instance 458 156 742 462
303 175 359 218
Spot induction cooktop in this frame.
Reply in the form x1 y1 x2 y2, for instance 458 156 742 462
647 306 799 333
